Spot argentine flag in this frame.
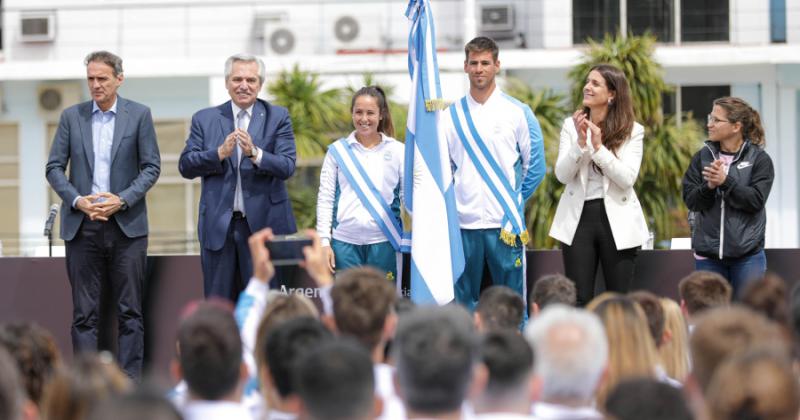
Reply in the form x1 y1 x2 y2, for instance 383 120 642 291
403 0 464 305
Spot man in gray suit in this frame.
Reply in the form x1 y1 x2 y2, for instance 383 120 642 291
46 51 160 379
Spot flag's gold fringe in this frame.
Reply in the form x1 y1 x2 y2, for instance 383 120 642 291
425 99 449 111
500 229 530 247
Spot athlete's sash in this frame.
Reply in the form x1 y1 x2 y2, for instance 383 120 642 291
329 139 411 252
449 98 529 247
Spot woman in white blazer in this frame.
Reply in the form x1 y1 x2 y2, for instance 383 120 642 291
549 64 649 305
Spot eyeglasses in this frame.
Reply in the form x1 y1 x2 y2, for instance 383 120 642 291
707 114 731 125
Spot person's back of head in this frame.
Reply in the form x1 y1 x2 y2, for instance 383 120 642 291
659 298 690 383
0 322 61 407
331 267 396 352
265 317 334 400
592 297 659 407
88 387 183 420
393 305 478 417
524 305 607 405
678 271 732 317
530 274 577 311
0 347 22 420
295 339 376 420
41 352 131 420
475 285 524 332
741 273 789 327
177 301 242 401
604 378 692 420
474 329 534 414
255 293 319 375
690 305 789 393
628 291 666 348
707 348 799 420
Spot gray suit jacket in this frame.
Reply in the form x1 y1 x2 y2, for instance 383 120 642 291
46 97 161 241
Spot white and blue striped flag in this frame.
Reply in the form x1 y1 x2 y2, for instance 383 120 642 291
403 0 464 305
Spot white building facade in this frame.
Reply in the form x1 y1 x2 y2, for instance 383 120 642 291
0 0 798 254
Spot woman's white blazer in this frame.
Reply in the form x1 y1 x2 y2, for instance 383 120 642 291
548 117 649 250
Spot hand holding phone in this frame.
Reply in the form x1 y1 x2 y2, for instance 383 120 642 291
266 234 313 266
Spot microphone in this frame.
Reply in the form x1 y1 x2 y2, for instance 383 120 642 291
44 203 59 237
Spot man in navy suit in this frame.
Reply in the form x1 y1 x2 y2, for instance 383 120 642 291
179 54 297 302
46 51 161 379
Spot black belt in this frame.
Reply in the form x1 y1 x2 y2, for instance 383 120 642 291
232 211 246 219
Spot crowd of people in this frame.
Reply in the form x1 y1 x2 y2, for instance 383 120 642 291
2 231 799 420
35 20 783 420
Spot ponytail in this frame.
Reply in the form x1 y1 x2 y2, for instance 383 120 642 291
713 96 766 147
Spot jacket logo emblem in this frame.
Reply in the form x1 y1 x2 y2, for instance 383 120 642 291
737 161 752 169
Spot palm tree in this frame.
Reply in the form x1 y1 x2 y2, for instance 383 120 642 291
567 32 703 245
267 65 349 228
267 64 350 158
503 77 568 248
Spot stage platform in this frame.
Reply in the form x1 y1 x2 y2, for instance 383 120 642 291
1 249 797 383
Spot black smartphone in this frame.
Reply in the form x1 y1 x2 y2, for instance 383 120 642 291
266 234 313 266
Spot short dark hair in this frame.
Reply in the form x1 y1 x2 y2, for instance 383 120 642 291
464 36 499 61
0 347 22 420
84 51 123 76
678 271 732 315
265 317 333 398
0 322 60 405
628 291 666 347
178 302 242 400
531 274 577 309
476 286 524 331
393 305 478 415
332 267 396 351
605 378 693 420
88 387 182 420
481 330 533 398
295 339 375 420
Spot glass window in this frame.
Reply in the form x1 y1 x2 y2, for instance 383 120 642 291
573 0 620 44
628 0 673 42
770 0 787 43
681 85 731 125
681 0 729 42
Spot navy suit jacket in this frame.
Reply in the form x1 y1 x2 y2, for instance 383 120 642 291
46 97 161 241
178 99 297 251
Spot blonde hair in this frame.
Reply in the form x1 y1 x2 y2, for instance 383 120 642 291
585 292 621 312
658 298 690 383
592 297 659 408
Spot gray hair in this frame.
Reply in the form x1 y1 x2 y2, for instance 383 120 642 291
524 305 608 402
84 51 124 76
224 53 266 85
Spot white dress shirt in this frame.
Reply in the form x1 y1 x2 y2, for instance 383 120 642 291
442 89 534 229
231 103 264 214
316 131 404 247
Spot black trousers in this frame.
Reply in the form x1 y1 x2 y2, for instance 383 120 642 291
65 218 146 379
561 199 638 306
200 215 252 303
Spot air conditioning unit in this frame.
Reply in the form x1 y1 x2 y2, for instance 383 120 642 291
329 12 387 53
37 83 81 120
479 4 514 33
20 11 56 43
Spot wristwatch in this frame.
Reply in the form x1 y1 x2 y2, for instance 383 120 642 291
249 146 257 158
120 198 128 211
